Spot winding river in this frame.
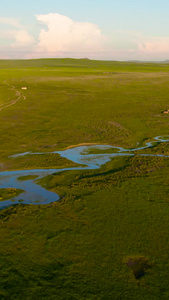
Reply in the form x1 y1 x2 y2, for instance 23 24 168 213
0 136 169 210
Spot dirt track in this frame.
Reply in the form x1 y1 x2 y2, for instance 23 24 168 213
0 81 26 112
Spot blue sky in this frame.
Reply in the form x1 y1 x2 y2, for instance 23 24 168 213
0 0 169 60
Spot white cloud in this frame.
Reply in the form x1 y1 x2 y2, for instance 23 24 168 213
35 13 108 55
106 30 169 60
0 18 35 57
11 30 35 47
1 13 169 60
0 17 23 29
138 37 169 54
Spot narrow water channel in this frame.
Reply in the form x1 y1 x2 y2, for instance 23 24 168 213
0 136 168 210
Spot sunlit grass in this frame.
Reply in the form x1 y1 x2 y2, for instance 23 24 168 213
0 59 169 299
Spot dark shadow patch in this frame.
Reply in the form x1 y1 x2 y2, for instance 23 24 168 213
125 256 151 279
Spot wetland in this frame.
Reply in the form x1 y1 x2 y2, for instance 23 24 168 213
1 59 169 300
0 136 169 209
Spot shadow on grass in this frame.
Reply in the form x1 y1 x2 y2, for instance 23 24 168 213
125 256 152 280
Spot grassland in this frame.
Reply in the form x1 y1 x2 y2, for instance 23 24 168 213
0 59 169 299
0 59 169 166
0 188 23 201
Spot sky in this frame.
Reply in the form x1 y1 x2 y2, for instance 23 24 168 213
0 0 169 60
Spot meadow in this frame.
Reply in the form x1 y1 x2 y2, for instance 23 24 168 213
0 59 169 299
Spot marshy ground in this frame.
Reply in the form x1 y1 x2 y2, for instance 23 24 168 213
0 59 169 299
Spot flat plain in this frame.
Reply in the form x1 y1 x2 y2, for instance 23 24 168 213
0 59 169 299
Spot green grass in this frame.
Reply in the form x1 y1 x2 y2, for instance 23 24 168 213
0 188 23 201
1 155 169 299
0 59 169 299
0 59 169 165
17 175 38 181
4 153 80 171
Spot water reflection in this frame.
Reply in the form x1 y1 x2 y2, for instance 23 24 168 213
0 136 169 210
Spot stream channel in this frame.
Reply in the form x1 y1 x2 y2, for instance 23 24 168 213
0 136 169 210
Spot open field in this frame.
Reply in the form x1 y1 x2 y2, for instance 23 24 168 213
0 59 169 299
0 59 169 168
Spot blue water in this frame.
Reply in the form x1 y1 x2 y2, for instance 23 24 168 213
0 136 169 210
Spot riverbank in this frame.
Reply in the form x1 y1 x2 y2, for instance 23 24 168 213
0 136 168 210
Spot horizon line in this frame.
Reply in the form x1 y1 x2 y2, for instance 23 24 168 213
0 57 169 63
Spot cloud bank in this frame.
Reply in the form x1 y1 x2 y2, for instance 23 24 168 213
35 13 107 55
1 13 169 60
0 17 35 57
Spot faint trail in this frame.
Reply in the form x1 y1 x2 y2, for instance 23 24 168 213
0 81 26 112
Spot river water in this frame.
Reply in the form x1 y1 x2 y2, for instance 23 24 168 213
0 136 169 210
